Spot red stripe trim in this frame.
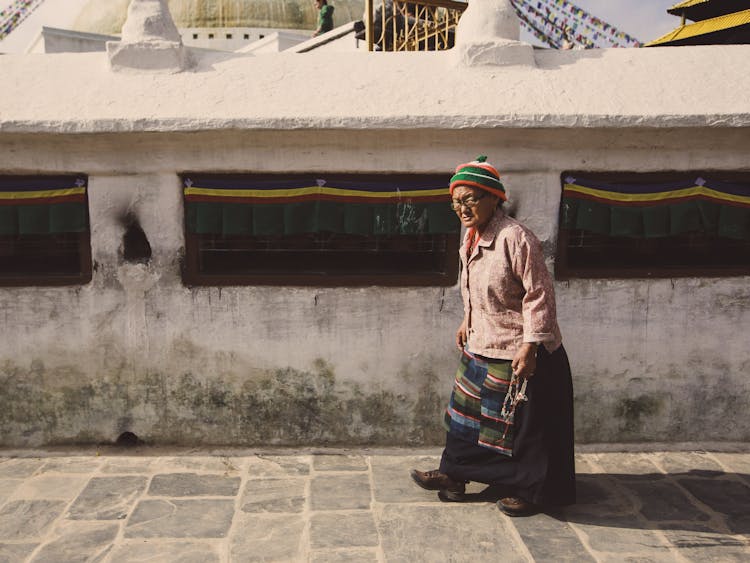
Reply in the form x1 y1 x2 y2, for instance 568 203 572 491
485 371 511 386
454 380 481 401
447 405 481 424
482 412 510 423
477 439 512 453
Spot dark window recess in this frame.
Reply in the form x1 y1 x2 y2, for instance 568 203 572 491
208 33 214 39
556 172 750 279
259 34 264 39
226 33 232 39
181 173 459 286
184 232 458 286
0 175 92 286
244 34 250 40
192 33 198 39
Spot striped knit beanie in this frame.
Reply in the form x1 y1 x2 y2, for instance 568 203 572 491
449 155 506 201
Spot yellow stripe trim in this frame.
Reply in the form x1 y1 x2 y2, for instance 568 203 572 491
564 183 750 206
0 187 86 200
184 186 448 199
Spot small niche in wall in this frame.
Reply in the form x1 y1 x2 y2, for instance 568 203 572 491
121 213 152 264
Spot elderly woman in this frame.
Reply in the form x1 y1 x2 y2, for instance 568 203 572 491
411 156 575 516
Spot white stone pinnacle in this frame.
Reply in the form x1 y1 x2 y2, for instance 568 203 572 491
454 0 535 67
107 0 192 73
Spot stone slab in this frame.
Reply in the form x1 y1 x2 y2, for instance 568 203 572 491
30 521 118 563
310 549 379 562
67 476 148 520
0 480 20 507
0 543 38 562
370 455 444 504
511 512 595 562
712 453 750 484
230 513 305 562
622 480 713 522
593 453 663 479
11 475 89 501
148 473 240 497
676 477 750 534
661 525 750 562
310 511 379 549
108 540 222 562
159 456 243 474
562 474 634 519
656 452 725 475
125 499 235 538
241 477 306 513
377 504 526 563
0 500 66 540
100 457 156 474
310 474 371 511
39 458 102 474
313 454 368 472
246 455 311 478
0 459 44 478
574 520 673 560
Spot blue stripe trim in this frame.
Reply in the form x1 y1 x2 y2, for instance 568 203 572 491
0 176 87 192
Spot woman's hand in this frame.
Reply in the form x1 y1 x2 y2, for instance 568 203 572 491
512 342 538 379
456 318 468 350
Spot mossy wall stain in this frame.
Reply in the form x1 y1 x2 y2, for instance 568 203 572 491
615 395 662 434
0 358 451 447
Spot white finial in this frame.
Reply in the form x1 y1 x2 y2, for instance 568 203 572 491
454 0 534 67
107 0 192 73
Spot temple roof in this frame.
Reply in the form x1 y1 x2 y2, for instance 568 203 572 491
667 0 747 22
648 8 750 46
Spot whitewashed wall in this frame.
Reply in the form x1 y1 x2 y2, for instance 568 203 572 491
0 126 748 447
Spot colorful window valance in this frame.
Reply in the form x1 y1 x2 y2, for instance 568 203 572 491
183 175 459 236
561 176 750 241
0 176 88 236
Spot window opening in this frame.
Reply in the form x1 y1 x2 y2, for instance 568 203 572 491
0 175 92 286
556 172 750 278
181 173 459 286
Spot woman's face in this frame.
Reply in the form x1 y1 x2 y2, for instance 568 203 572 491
451 184 499 230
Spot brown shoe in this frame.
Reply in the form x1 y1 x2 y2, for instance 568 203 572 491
410 469 466 498
497 497 540 517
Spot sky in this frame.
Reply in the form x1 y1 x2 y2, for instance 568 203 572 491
527 0 681 45
1 0 684 53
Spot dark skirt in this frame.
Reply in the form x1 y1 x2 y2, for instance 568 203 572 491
439 344 576 506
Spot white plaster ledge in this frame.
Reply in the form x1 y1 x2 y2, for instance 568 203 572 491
2 113 750 135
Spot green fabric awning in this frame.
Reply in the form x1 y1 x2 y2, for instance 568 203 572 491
0 176 88 235
561 176 750 240
182 174 458 237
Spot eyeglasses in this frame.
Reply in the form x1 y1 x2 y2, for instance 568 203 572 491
450 192 486 211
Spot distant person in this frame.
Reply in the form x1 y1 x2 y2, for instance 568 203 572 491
313 0 334 37
410 155 576 517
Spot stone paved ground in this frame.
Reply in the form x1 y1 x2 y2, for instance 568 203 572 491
0 447 748 562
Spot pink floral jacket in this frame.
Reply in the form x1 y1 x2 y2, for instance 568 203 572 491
460 210 563 360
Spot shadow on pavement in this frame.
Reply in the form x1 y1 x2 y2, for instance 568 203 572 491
463 470 750 537
551 471 750 536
